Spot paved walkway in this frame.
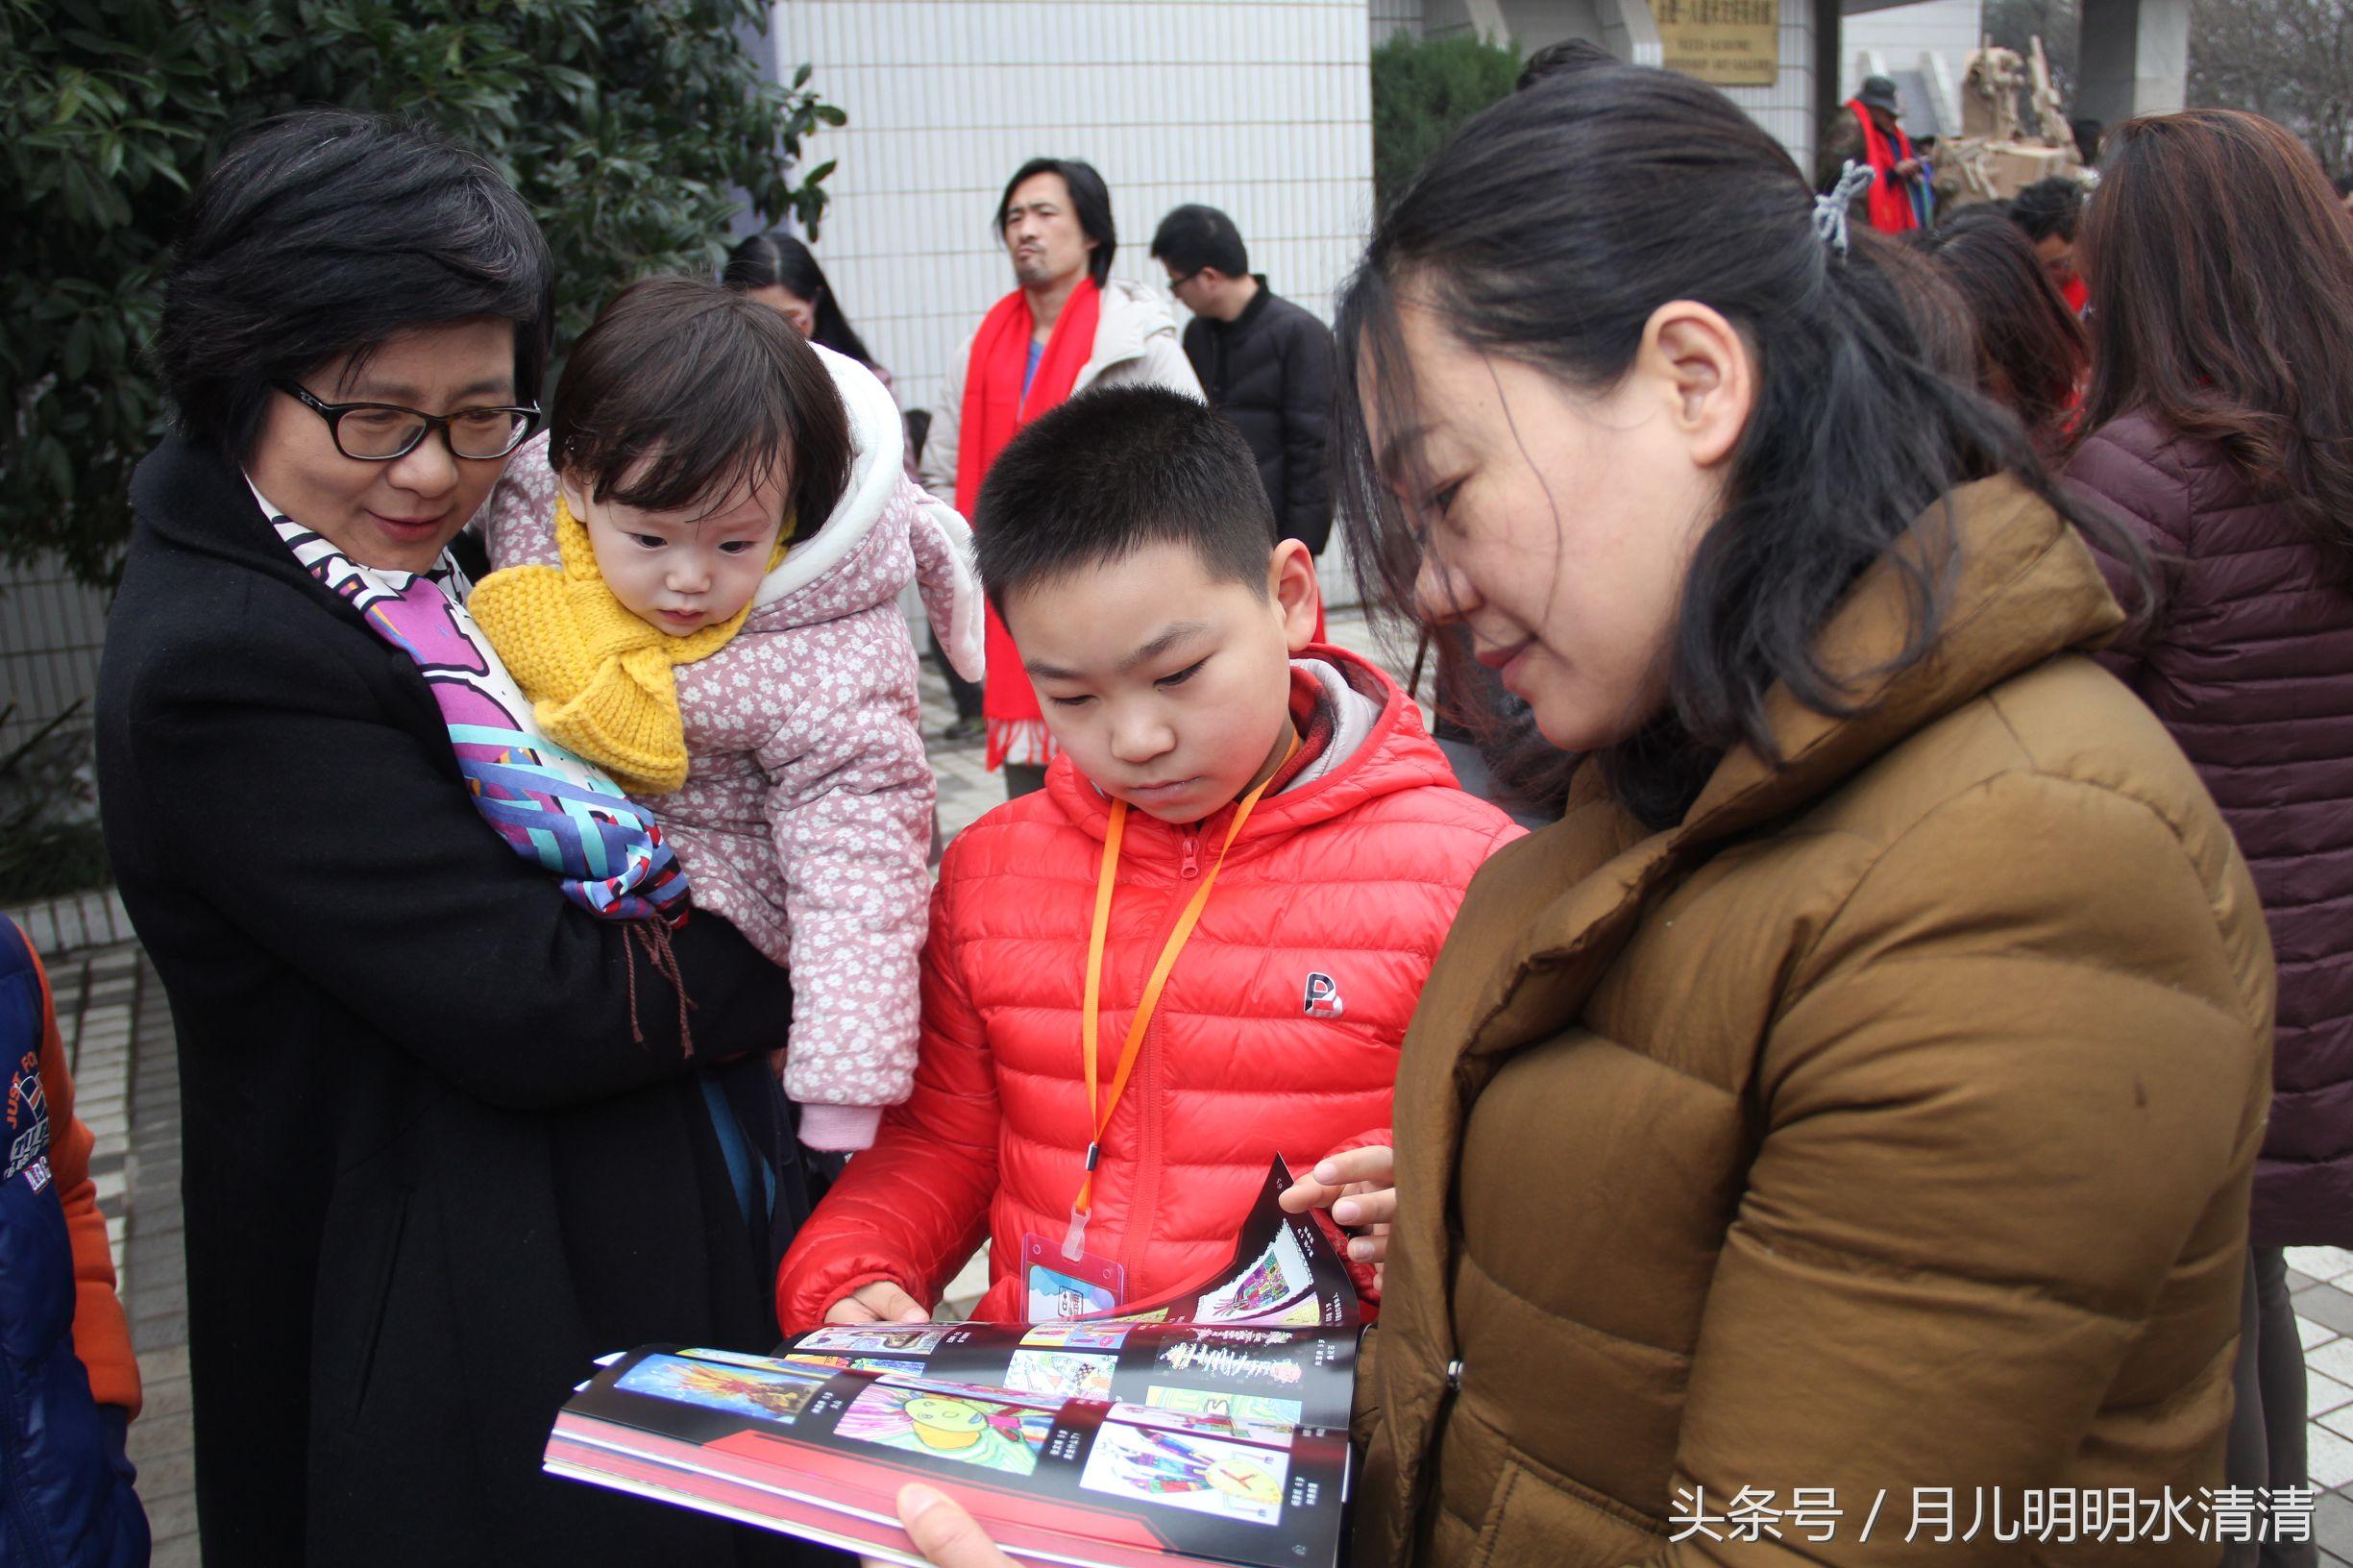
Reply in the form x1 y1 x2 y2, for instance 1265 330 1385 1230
38 924 197 1566
30 604 2353 1562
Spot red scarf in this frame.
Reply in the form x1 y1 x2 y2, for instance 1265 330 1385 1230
1850 102 1920 234
955 279 1103 770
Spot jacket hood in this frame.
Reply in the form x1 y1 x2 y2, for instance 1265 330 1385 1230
1078 279 1183 385
750 343 908 614
1039 642 1463 852
746 345 985 675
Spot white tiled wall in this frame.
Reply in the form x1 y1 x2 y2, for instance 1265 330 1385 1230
1716 0 1821 173
769 1 1378 423
1371 0 1422 42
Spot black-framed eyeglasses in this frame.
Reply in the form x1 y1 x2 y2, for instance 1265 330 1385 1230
273 380 540 462
1165 268 1202 292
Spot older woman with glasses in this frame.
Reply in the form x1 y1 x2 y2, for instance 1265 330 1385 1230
95 111 813 1568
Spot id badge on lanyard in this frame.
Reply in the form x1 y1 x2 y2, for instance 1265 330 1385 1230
1022 1231 1124 1322
1034 736 1297 1320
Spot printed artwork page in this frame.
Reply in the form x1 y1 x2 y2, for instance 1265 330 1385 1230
772 1157 1360 1428
1083 1158 1360 1331
545 1159 1365 1566
779 1317 1351 1437
551 1345 1351 1568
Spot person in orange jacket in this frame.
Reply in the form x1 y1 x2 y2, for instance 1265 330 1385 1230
774 387 1522 1334
1 914 149 1566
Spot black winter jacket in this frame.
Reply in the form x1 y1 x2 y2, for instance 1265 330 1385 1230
95 437 815 1567
1180 282 1336 553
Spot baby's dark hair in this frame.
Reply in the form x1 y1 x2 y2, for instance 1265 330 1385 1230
974 386 1277 614
550 276 851 533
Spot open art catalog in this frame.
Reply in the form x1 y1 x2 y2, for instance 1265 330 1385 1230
543 1158 1363 1568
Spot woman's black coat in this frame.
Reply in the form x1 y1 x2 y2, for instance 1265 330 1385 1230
96 436 814 1566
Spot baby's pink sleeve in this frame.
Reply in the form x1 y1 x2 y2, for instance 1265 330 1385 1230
475 430 562 571
757 631 936 1152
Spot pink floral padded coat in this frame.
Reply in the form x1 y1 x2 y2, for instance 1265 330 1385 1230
480 347 986 1150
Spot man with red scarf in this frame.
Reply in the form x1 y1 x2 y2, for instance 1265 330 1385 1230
919 157 1204 797
1820 75 1927 233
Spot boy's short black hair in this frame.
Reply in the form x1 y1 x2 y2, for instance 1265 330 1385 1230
1150 205 1249 279
158 110 553 463
2008 177 2083 243
551 276 850 533
974 387 1278 614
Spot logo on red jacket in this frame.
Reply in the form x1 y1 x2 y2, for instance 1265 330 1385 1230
1302 971 1344 1018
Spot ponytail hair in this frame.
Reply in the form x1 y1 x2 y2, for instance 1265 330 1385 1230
1336 64 2134 824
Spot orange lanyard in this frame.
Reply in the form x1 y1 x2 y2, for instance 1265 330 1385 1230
1064 735 1298 1261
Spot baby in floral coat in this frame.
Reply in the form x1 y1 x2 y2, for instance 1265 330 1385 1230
474 278 984 1150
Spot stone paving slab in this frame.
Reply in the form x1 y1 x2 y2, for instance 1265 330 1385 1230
17 607 2352 1561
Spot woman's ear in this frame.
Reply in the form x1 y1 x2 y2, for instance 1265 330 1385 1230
1638 301 1753 470
1268 538 1321 651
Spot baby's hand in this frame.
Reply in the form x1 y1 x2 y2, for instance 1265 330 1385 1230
1280 1144 1397 1281
824 1280 932 1325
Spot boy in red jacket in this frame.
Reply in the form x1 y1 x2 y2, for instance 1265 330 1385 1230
774 387 1520 1329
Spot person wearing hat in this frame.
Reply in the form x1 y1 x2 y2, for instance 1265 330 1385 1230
1821 75 1926 233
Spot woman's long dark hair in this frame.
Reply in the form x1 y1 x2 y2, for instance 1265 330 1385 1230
2079 109 2353 579
721 233 878 369
1336 65 2127 827
1907 208 2088 455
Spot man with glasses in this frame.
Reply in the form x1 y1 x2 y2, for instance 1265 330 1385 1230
919 156 1201 798
1150 205 1336 562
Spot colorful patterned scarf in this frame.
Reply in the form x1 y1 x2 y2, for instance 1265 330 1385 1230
260 487 690 926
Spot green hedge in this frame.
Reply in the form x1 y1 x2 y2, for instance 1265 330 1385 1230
1 0 841 585
1371 32 1523 212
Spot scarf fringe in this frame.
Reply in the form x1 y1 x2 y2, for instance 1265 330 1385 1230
624 919 697 1056
984 717 1057 772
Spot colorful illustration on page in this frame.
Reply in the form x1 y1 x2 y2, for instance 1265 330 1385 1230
1142 1385 1304 1438
834 1384 1052 1476
1002 1349 1116 1402
1196 1224 1311 1322
616 1353 821 1425
1080 1421 1287 1527
780 1353 928 1378
1020 1321 1133 1351
795 1324 948 1357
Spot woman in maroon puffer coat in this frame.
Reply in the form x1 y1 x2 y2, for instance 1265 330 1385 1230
2067 109 2353 1566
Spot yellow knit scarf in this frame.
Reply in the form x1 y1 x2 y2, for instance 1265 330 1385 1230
470 496 785 796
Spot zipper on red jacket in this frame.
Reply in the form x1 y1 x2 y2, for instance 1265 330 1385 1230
1179 832 1200 879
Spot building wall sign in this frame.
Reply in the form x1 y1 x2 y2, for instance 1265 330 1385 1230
1647 0 1780 86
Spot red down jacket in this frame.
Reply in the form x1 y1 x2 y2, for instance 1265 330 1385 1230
2069 410 2353 1247
776 647 1521 1327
